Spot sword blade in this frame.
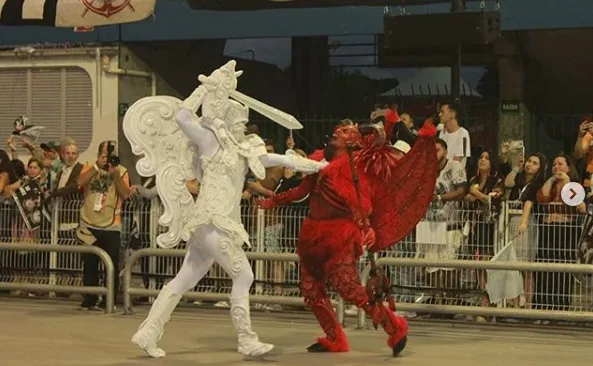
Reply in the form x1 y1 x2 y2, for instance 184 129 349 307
229 89 303 130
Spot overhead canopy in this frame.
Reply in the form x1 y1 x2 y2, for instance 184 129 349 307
187 0 496 11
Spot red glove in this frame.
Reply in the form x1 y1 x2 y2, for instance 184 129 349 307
384 109 401 141
385 108 400 124
258 197 276 210
353 210 370 229
418 118 437 137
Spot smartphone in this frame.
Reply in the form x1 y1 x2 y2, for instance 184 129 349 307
586 115 593 132
508 140 525 162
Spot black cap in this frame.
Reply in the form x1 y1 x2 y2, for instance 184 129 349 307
40 141 59 151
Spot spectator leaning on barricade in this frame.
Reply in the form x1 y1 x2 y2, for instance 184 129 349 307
416 138 467 308
23 140 61 188
2 157 49 296
50 138 83 295
3 157 49 239
53 138 82 199
438 102 471 168
129 177 200 300
535 154 584 316
269 135 310 306
504 151 547 309
0 150 19 291
76 141 131 311
52 138 83 233
463 149 503 321
129 177 158 299
259 139 287 305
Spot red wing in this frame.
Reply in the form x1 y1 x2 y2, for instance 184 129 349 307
357 135 438 252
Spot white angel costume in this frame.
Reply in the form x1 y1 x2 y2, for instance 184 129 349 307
124 60 325 359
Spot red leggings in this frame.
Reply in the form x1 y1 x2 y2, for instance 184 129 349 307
300 260 408 352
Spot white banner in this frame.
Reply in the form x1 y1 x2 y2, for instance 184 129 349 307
486 241 524 303
55 0 156 27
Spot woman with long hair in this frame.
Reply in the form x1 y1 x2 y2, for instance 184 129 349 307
6 157 49 297
505 152 547 308
535 153 584 313
464 150 504 319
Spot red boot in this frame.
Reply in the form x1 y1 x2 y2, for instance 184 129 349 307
386 310 408 357
309 328 350 353
307 297 350 353
366 303 408 357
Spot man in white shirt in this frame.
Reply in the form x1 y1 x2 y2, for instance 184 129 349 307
438 102 471 167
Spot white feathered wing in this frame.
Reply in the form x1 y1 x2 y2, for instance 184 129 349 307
123 96 197 248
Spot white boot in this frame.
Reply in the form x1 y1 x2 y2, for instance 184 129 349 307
131 286 181 358
230 295 274 357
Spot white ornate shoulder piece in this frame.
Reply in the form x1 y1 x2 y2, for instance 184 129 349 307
123 95 196 249
246 134 266 180
247 134 267 156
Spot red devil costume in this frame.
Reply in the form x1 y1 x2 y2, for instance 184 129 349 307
260 119 438 356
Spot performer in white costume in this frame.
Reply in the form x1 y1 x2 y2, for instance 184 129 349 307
123 60 326 358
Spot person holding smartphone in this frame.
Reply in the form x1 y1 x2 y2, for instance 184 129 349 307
574 116 593 188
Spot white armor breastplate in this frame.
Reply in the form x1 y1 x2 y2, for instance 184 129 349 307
184 122 265 247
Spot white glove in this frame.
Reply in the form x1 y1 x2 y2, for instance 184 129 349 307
292 155 327 173
180 86 206 113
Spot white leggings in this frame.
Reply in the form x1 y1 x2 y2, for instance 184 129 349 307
166 224 254 299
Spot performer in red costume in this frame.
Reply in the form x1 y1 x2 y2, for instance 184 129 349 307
260 118 438 357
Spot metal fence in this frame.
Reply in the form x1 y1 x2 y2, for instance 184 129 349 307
0 242 115 313
1 195 592 324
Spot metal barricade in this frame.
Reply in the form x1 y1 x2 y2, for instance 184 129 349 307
358 257 593 328
122 248 344 320
0 242 115 314
5 191 593 328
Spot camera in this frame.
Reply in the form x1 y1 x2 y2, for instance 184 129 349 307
106 141 120 167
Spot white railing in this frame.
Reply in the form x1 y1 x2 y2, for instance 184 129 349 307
1 196 592 323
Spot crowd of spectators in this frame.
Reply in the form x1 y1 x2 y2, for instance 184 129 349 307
0 106 592 323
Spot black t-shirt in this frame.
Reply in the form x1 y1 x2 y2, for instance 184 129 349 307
508 181 538 203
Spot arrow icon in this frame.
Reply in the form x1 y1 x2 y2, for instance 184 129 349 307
561 182 585 206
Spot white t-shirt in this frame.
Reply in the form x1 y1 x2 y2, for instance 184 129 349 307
57 165 74 189
439 127 471 167
432 159 467 225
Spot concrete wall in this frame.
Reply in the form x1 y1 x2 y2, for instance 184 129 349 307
521 29 593 114
495 28 593 154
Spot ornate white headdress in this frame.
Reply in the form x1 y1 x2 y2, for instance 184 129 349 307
225 99 249 125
